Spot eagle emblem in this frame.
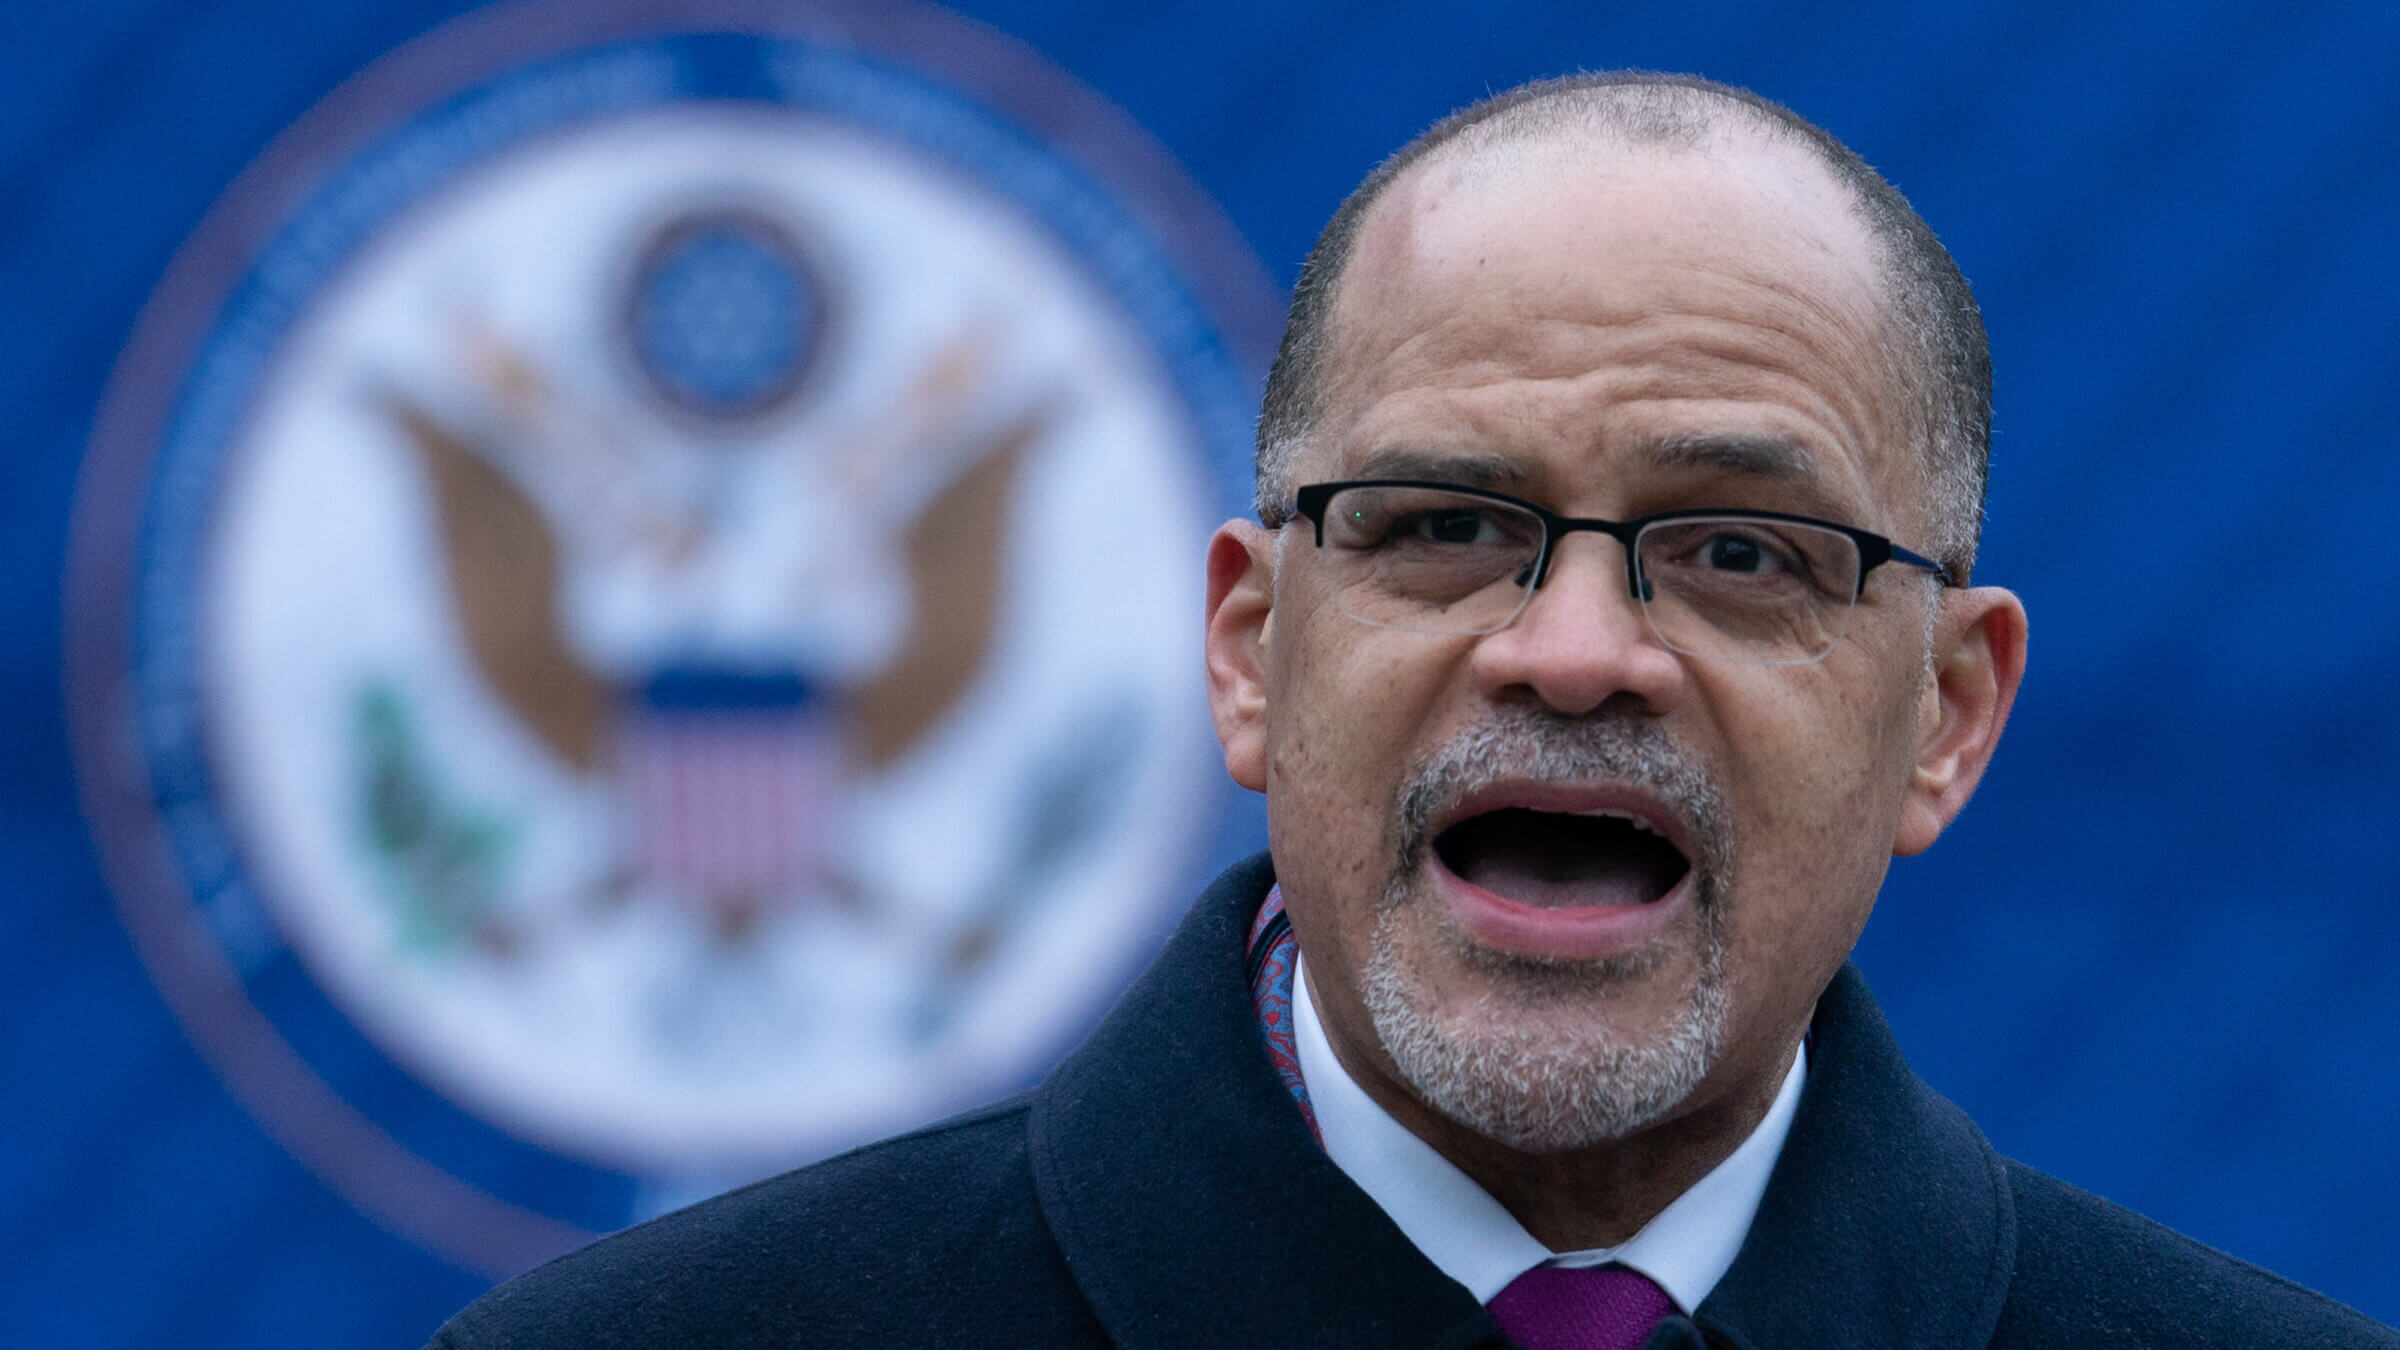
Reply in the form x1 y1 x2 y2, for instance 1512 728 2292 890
78 33 1255 1244
362 202 1062 990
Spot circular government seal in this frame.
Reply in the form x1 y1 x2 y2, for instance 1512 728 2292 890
69 0 1277 1276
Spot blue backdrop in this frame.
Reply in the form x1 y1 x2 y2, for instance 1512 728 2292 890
4 2 2395 1345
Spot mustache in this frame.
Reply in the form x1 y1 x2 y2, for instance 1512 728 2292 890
1392 708 1733 881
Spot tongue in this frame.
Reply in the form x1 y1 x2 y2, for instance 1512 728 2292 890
1456 852 1663 909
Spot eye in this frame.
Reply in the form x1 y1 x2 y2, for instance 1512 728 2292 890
1643 519 1821 585
1317 485 1542 560
1700 530 1786 574
1639 516 1864 619
1404 507 1505 546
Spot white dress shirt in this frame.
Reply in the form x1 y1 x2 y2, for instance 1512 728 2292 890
1293 953 1805 1314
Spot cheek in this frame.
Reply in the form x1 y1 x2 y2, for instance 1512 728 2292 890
1261 613 1460 947
1711 665 1922 969
1266 625 1425 849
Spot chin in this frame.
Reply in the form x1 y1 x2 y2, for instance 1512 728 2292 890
1359 902 1730 1154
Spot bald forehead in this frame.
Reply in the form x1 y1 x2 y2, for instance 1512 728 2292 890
1330 129 1896 392
1310 119 1924 530
1350 121 1885 318
1408 81 1827 202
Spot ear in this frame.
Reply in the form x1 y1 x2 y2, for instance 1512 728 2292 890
1893 585 2028 856
1204 520 1276 792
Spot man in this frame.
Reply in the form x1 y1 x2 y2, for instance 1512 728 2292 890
428 73 2395 1348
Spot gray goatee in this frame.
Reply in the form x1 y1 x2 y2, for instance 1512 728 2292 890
1360 708 1734 1152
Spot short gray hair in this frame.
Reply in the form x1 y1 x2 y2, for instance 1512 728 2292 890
1254 72 1991 579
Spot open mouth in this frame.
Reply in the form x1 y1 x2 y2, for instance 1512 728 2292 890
1433 807 1691 910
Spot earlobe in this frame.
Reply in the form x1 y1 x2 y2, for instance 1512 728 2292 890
1894 586 2028 856
1204 521 1276 792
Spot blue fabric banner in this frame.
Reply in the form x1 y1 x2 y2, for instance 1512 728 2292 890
3 2 2395 1345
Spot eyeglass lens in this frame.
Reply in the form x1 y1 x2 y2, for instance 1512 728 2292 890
1311 484 1866 665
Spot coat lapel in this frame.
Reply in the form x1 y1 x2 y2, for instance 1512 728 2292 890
1694 965 2017 1348
1027 853 1505 1348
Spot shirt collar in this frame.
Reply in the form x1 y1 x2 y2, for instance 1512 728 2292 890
1293 951 1805 1313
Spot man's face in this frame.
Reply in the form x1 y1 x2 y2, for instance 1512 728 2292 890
1206 134 2019 1154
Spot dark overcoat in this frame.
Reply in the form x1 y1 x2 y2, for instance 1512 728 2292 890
428 854 2396 1348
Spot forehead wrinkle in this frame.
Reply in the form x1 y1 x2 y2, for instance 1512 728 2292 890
1350 230 1890 433
1607 296 1895 504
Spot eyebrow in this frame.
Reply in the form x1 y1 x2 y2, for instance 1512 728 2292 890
1642 432 1817 480
1342 434 1856 518
1347 446 1531 490
1638 433 1852 513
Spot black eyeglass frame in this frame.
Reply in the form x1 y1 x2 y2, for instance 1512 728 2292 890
1290 479 1956 601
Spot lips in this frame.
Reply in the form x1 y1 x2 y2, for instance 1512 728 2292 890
1424 783 1698 960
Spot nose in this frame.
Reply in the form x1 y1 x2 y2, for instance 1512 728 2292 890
1466 532 1691 717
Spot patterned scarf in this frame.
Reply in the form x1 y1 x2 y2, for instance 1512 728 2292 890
1244 883 1319 1141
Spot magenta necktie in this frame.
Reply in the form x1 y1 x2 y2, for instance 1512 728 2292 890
1486 1264 1676 1350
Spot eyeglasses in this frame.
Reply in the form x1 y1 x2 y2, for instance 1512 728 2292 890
1289 479 1955 666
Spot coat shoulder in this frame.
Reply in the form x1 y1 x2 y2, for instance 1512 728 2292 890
1996 1160 2397 1347
423 1092 1107 1348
